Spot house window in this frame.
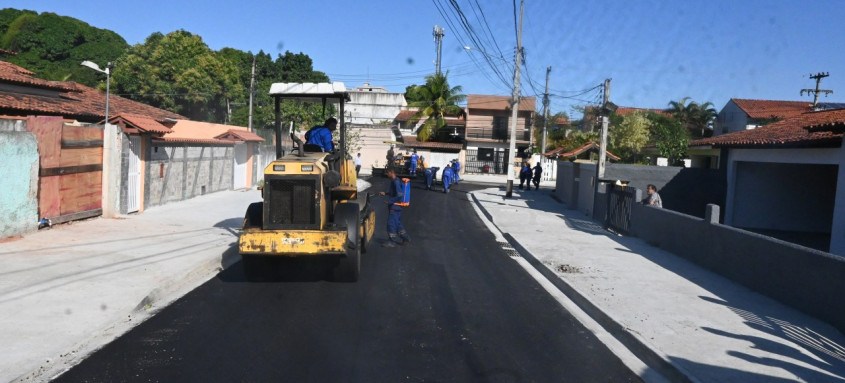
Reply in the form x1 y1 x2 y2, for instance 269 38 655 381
493 116 508 139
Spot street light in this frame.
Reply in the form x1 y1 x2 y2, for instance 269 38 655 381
81 60 111 125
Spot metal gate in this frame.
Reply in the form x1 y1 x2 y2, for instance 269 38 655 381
605 184 637 234
465 148 510 174
27 116 104 223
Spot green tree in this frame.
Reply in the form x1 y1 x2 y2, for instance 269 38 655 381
224 50 331 132
111 30 242 121
0 8 128 86
609 111 651 162
533 111 569 153
667 97 717 138
647 112 689 165
406 72 465 142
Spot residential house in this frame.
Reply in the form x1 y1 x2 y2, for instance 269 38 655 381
689 99 844 169
464 94 535 174
143 120 264 209
715 98 813 135
0 60 183 228
692 108 845 256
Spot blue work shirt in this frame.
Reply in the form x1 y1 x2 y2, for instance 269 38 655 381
386 177 404 209
304 126 334 152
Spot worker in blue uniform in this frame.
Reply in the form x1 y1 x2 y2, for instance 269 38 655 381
409 150 419 177
378 167 411 247
424 166 440 190
304 117 337 152
452 159 461 184
442 163 454 193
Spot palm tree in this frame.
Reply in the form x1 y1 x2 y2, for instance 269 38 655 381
406 72 465 142
666 97 716 138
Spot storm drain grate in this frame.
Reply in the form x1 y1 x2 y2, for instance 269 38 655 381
497 241 521 258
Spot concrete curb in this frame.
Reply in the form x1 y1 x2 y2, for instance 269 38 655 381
15 244 242 383
469 191 695 383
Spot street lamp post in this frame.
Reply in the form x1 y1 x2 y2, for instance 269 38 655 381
81 60 111 123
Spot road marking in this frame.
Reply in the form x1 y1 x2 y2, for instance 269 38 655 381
468 192 670 383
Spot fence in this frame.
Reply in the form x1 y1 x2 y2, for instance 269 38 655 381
542 157 557 181
605 184 637 234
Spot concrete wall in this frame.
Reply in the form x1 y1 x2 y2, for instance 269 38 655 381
732 162 836 233
554 160 726 219
145 143 234 209
347 92 407 125
629 202 845 334
0 130 39 237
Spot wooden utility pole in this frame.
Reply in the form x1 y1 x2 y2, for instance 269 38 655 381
801 72 833 109
505 0 524 198
541 66 551 155
433 25 445 75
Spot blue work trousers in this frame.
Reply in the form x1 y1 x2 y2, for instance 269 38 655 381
387 207 404 234
425 171 434 189
442 175 452 192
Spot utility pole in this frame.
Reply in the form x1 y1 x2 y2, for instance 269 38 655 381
505 0 524 198
433 25 445 75
592 78 611 219
541 66 551 155
801 72 833 109
248 56 256 132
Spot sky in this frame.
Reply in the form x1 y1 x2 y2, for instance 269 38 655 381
6 0 845 119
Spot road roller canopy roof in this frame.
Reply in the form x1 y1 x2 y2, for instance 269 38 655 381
268 82 350 102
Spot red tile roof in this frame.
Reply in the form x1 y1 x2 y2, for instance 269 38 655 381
400 136 463 151
215 129 264 142
394 110 417 121
731 98 812 120
554 116 570 125
692 108 845 148
0 60 184 122
159 120 261 145
0 61 77 91
467 94 535 112
545 142 621 161
108 113 173 134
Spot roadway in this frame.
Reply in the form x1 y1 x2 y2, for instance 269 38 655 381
53 177 640 382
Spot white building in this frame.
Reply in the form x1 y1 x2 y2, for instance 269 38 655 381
346 83 407 126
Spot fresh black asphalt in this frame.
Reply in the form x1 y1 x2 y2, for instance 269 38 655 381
54 177 641 382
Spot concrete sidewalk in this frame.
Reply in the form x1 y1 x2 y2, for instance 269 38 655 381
470 186 845 382
0 189 261 383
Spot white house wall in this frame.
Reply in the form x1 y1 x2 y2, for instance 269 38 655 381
347 92 407 125
715 100 750 135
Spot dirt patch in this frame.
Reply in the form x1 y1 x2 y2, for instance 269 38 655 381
556 264 581 273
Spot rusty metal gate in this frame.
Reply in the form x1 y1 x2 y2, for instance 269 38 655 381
605 184 637 234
